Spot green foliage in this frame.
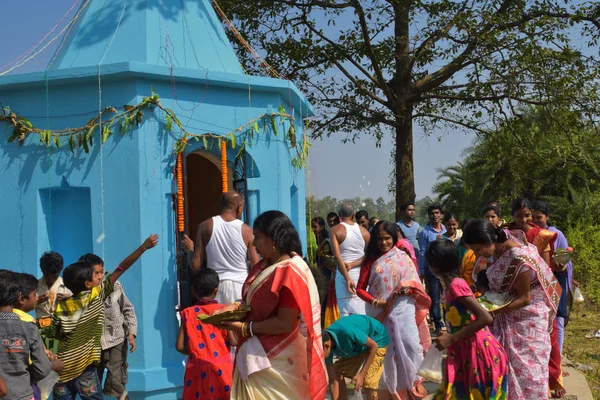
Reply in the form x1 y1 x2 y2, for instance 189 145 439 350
415 196 436 226
0 91 309 169
306 195 397 224
431 107 600 301
568 224 600 304
432 107 600 224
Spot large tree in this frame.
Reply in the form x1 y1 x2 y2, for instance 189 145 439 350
217 0 600 219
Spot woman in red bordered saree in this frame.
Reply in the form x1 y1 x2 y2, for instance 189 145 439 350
357 221 431 400
464 220 561 400
217 210 327 400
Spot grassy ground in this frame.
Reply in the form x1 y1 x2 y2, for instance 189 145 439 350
563 302 600 399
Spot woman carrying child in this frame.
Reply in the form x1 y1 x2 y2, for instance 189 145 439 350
176 268 236 400
426 239 508 400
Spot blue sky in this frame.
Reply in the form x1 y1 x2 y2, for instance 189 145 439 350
0 0 476 201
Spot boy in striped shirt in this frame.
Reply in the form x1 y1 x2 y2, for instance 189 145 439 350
47 234 159 400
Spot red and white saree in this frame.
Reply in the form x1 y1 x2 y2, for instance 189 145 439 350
232 255 327 400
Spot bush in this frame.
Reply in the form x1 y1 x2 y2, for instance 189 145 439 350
567 224 600 304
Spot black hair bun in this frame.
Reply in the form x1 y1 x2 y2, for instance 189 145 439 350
494 226 509 243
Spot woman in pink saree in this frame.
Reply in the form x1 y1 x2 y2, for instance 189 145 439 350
463 220 561 400
357 221 431 400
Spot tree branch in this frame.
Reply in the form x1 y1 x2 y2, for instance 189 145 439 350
414 41 479 94
414 0 520 94
302 16 383 90
419 93 550 106
495 10 600 31
311 112 350 138
351 0 395 101
267 0 354 9
437 80 541 91
330 59 389 107
411 0 471 69
412 113 491 134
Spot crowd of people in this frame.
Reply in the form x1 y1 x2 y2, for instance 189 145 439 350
0 190 573 400
311 198 572 400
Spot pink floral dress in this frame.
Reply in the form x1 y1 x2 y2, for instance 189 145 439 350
435 279 508 400
485 242 560 399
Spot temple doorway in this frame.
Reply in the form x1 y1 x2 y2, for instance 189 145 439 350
185 152 223 242
178 151 223 308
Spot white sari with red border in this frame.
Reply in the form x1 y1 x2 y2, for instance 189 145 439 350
232 255 327 400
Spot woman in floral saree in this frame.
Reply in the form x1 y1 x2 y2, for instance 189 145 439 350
508 197 564 397
218 211 327 400
357 221 431 400
464 220 561 400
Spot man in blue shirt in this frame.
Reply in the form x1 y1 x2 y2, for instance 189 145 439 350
324 315 389 400
396 202 422 253
418 204 446 335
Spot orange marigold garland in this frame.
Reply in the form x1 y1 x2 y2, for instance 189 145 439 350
176 153 185 233
221 140 228 193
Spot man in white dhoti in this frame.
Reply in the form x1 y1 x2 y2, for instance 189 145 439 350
330 203 369 316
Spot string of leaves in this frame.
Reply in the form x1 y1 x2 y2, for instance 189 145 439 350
0 90 310 168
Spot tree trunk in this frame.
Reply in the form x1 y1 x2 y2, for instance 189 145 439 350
394 106 416 221
393 1 414 221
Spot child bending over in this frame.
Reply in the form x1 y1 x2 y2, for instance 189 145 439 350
323 314 389 400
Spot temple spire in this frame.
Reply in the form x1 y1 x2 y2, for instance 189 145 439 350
48 0 244 74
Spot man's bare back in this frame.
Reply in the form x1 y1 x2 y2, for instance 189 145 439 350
183 191 259 271
330 204 370 295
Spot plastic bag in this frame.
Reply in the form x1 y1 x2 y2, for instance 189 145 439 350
417 346 444 383
352 390 364 400
37 370 59 400
573 287 585 303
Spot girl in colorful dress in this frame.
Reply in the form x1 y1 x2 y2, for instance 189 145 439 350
425 239 508 400
176 268 236 400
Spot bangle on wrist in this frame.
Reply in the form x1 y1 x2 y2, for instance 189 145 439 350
117 265 127 272
249 321 255 337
